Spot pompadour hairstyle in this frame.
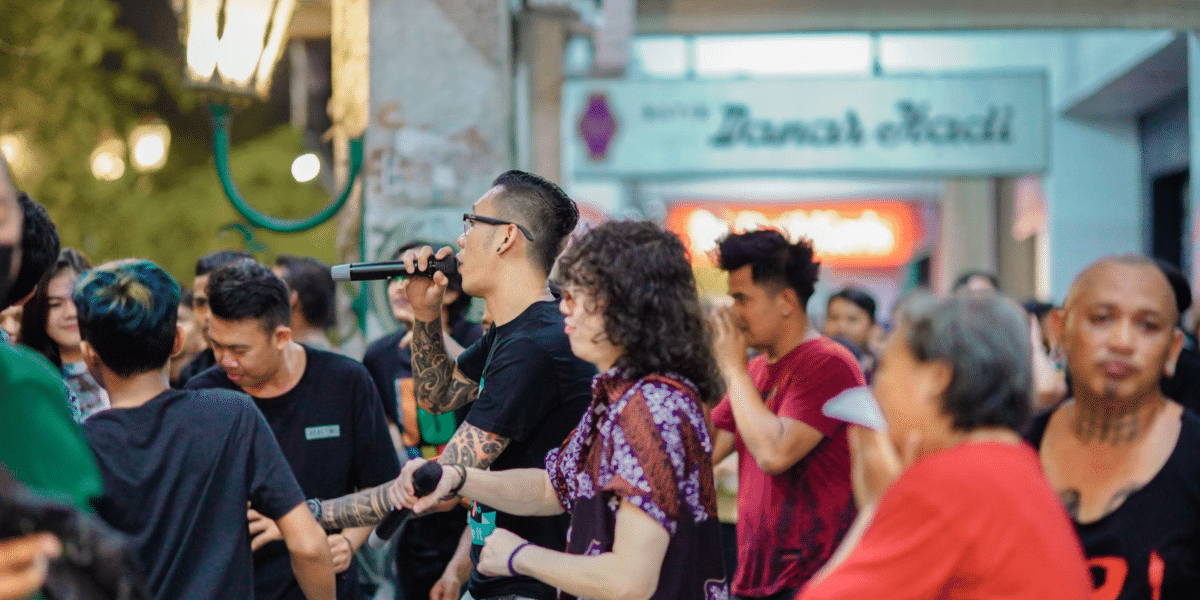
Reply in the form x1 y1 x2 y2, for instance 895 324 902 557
490 170 579 275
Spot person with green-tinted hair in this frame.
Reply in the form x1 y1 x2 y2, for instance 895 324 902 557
77 259 337 600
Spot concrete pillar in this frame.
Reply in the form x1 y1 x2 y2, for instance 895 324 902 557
522 16 566 180
936 178 997 294
363 0 512 338
1188 31 1200 296
995 178 1038 300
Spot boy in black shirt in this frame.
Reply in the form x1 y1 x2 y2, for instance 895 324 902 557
77 259 335 600
185 259 401 600
317 171 596 600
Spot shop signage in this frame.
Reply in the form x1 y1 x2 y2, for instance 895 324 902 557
564 74 1047 177
664 202 923 268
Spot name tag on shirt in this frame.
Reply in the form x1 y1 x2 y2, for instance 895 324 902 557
305 425 341 440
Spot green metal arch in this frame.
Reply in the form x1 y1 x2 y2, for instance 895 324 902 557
209 103 363 233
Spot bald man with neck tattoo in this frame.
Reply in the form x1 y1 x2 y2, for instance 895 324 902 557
1026 255 1200 600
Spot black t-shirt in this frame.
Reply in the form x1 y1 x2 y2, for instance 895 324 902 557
172 347 215 389
186 346 402 600
456 301 596 600
363 319 483 429
1026 408 1200 599
83 388 306 600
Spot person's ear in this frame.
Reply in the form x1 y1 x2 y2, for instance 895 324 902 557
170 324 185 358
1166 327 1185 378
777 287 801 318
274 325 292 349
495 225 520 255
926 359 953 403
1048 307 1066 353
80 340 101 371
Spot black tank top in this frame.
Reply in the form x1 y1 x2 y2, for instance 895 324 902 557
1026 408 1200 600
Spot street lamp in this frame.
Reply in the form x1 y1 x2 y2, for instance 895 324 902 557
177 0 362 233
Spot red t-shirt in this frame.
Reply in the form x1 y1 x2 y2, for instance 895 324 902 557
711 337 863 596
799 442 1092 600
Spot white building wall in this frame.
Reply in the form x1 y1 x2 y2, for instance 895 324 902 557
571 29 1178 302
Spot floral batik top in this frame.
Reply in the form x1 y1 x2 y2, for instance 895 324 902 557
545 370 728 600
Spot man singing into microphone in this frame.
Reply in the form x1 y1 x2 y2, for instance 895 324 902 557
315 171 596 600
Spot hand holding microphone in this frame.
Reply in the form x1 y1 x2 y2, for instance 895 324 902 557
366 460 445 549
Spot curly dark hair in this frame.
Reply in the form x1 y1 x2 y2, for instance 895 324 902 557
555 221 724 405
717 229 820 308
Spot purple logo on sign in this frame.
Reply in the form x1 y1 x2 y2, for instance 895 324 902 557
578 93 617 161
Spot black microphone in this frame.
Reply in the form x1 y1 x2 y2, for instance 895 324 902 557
367 461 445 549
330 257 458 282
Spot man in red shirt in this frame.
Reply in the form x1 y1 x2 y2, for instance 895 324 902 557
710 230 864 600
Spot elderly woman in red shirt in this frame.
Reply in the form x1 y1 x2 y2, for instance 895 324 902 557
801 292 1091 600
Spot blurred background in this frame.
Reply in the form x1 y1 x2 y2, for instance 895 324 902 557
3 0 1198 345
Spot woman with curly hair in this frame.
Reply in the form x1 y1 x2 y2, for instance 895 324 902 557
391 220 729 600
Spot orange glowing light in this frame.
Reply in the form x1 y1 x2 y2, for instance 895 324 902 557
665 201 923 268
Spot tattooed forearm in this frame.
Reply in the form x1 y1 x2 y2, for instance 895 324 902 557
412 318 479 414
437 424 510 470
313 486 393 529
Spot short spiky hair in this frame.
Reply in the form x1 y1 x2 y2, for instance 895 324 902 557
716 229 820 308
275 254 336 329
195 249 254 277
490 170 578 275
206 259 291 332
75 260 180 377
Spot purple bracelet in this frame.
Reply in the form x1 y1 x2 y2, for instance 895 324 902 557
508 541 534 577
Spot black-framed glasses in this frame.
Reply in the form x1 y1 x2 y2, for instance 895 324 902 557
462 213 535 241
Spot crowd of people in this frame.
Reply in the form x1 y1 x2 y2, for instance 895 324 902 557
2 147 1199 600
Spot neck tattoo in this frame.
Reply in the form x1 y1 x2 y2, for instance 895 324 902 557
1072 394 1162 446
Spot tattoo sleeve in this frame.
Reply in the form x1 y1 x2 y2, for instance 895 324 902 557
313 485 394 530
438 423 510 470
412 318 479 414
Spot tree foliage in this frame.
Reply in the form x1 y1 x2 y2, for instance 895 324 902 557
0 0 341 286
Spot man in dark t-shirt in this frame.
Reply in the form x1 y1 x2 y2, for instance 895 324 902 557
1029 255 1200 599
184 259 400 600
76 259 336 600
318 171 595 600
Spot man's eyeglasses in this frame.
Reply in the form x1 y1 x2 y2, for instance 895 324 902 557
463 213 535 241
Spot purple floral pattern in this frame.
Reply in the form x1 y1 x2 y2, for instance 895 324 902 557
546 370 717 536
